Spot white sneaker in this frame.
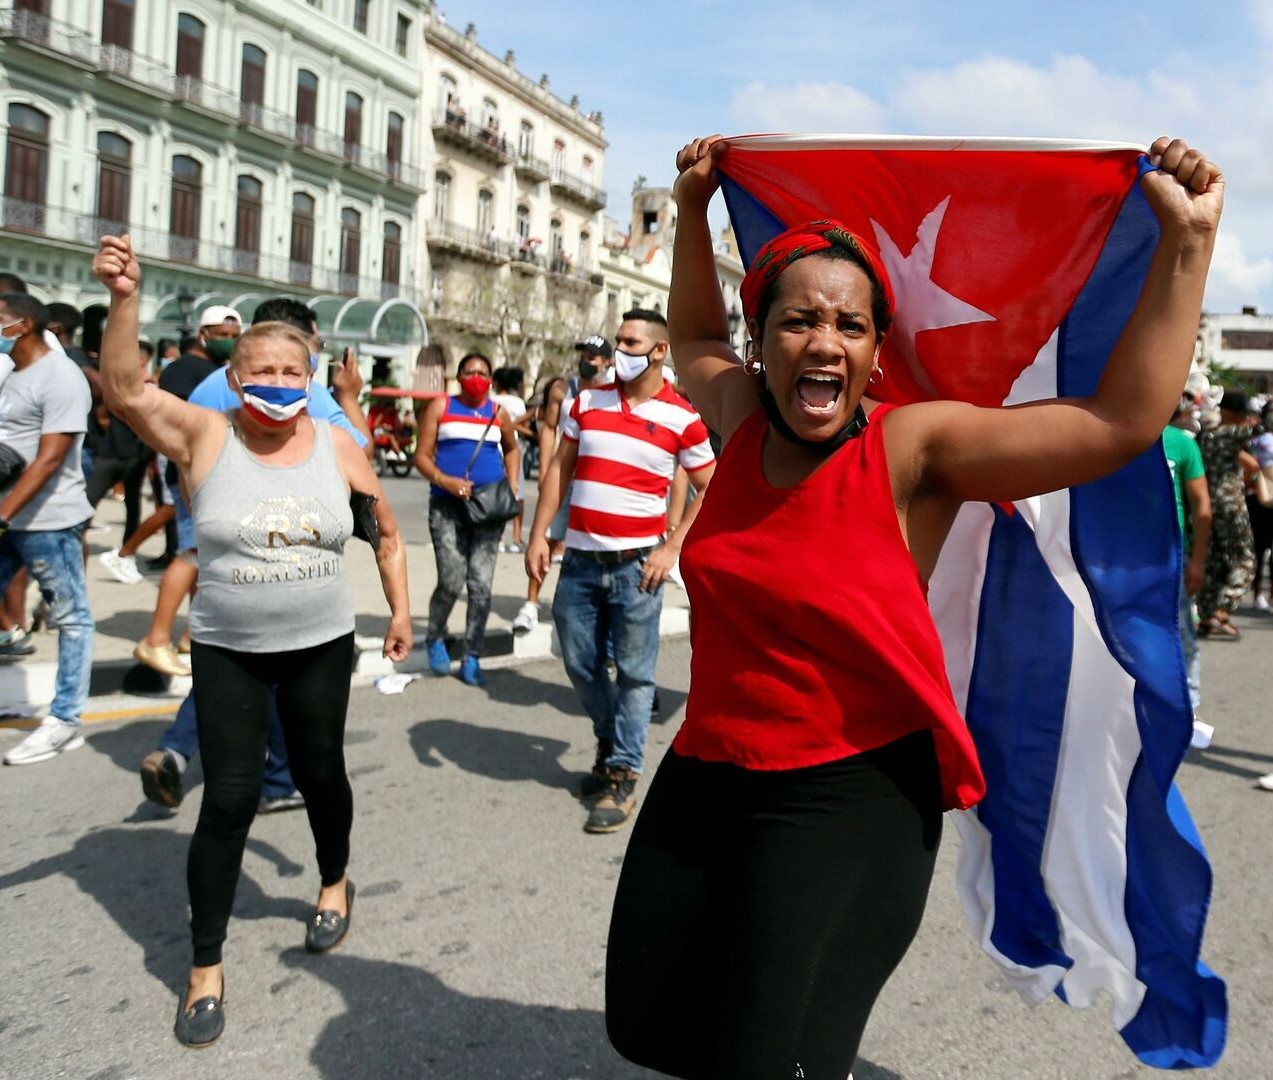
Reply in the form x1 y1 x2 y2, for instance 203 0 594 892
1190 720 1214 750
512 601 539 635
99 549 142 585
1257 773 1273 791
1257 594 1270 612
3 716 85 766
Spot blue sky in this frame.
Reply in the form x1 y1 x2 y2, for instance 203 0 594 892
439 0 1273 311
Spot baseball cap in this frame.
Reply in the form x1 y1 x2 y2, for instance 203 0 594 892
574 335 612 359
198 304 242 329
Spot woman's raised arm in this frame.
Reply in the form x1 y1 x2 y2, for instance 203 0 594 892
669 135 760 441
91 235 219 470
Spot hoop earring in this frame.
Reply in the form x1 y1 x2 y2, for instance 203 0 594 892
868 365 884 385
742 341 763 377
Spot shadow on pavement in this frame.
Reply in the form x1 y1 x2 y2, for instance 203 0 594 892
480 662 689 728
409 718 584 794
281 948 650 1079
0 827 311 994
281 948 909 1080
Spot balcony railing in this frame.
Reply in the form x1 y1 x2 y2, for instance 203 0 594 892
549 168 607 211
1 9 425 191
514 151 551 183
425 218 515 263
546 253 603 290
0 197 420 305
431 109 513 165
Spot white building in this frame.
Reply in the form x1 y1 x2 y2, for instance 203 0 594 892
417 5 606 383
596 185 746 361
1 0 430 385
1198 307 1273 392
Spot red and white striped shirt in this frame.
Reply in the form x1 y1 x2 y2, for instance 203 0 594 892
561 379 714 551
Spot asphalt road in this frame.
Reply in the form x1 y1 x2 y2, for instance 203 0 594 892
1 616 1271 1078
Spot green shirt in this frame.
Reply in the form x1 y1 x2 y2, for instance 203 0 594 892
1162 425 1204 547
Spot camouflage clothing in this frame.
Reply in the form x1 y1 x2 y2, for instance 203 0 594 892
1197 423 1255 619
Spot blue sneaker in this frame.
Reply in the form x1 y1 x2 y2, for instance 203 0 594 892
459 655 486 687
427 639 451 676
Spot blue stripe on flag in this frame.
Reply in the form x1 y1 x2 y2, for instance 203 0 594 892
1060 161 1227 1068
719 175 787 266
964 505 1073 972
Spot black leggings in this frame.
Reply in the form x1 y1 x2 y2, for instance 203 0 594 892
187 632 356 967
606 731 943 1080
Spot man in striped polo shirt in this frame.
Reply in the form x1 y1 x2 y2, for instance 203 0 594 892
526 309 715 833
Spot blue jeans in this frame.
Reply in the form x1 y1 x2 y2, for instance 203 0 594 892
160 691 297 798
552 550 662 773
1179 576 1201 714
0 526 93 724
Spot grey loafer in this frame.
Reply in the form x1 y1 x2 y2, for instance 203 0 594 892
174 982 225 1048
305 879 355 953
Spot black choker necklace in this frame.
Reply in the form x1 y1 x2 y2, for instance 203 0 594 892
758 378 869 457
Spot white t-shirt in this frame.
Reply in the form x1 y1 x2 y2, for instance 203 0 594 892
491 392 527 424
0 350 93 530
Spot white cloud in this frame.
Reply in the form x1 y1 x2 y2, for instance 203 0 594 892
723 40 1273 312
1204 231 1273 313
727 80 889 134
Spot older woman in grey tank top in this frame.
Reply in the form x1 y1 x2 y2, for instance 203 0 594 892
93 236 411 1049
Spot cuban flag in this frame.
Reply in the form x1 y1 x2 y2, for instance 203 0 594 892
718 135 1226 1069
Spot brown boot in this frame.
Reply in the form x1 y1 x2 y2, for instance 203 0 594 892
584 767 638 834
577 738 614 801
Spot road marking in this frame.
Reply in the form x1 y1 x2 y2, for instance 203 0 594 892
0 701 181 730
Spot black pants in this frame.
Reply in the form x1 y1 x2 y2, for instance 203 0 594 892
1248 495 1273 597
606 732 943 1080
86 453 149 546
187 632 356 967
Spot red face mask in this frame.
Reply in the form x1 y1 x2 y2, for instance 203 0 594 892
459 374 491 399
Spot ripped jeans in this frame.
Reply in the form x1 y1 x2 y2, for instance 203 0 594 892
0 526 94 724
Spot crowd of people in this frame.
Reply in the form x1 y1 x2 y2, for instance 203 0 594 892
0 133 1253 1074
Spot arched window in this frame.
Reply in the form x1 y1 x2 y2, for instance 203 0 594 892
175 14 204 79
578 229 590 270
169 154 202 262
432 172 450 223
4 104 50 230
290 191 316 284
240 44 266 112
477 189 493 235
339 207 362 290
235 175 263 272
551 139 565 179
518 120 534 160
582 154 594 185
295 69 318 145
439 73 458 116
101 0 134 49
386 111 404 174
344 91 363 160
382 221 402 294
96 131 132 229
481 98 498 130
516 204 530 244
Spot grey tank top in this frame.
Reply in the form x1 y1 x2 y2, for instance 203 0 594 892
189 417 355 653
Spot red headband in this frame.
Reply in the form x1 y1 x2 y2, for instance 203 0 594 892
739 220 895 325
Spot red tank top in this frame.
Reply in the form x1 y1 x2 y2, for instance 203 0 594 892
674 405 985 811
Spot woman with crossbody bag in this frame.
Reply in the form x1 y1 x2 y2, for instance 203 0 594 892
414 351 521 686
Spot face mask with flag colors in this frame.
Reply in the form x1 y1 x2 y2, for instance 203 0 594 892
234 372 310 425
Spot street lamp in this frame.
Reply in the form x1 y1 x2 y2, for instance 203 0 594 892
727 302 742 347
176 287 196 336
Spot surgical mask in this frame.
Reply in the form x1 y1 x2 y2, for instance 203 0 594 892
205 337 236 363
309 352 320 372
236 376 310 426
0 319 21 355
613 348 652 382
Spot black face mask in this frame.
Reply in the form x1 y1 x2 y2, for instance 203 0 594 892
758 369 868 456
578 358 599 379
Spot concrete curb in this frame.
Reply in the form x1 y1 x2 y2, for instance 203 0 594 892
0 607 692 714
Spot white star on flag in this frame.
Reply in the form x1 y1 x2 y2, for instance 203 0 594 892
871 197 996 397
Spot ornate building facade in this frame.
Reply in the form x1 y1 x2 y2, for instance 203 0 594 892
417 5 606 382
1 0 430 383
